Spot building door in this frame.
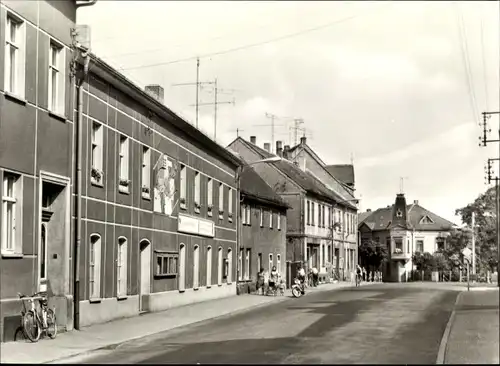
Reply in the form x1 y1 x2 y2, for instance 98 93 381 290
312 247 319 268
179 244 186 291
139 240 151 312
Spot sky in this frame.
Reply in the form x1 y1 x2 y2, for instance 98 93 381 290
78 1 500 225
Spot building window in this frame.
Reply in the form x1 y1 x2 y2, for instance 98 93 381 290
277 213 281 231
193 245 200 289
238 248 243 281
179 244 186 291
141 147 151 199
245 249 250 280
179 165 187 209
89 234 102 300
306 200 310 226
2 173 22 255
207 178 213 216
90 122 104 186
155 252 178 276
269 253 273 271
269 210 273 229
48 41 65 114
194 172 201 213
40 224 47 280
228 188 233 222
206 246 212 287
117 237 128 297
436 238 445 251
4 14 25 97
277 254 281 274
318 204 322 228
328 207 332 227
259 208 263 227
218 183 224 219
394 237 403 254
217 247 223 286
311 202 315 226
257 253 262 273
118 135 130 193
416 239 424 253
227 248 233 284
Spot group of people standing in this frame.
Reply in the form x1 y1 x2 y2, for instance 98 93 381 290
256 266 284 295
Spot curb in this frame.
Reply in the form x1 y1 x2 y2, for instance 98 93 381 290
436 291 463 364
46 283 358 364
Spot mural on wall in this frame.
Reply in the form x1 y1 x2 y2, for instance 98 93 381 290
154 154 179 215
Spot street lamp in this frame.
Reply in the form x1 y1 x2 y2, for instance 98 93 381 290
235 156 282 287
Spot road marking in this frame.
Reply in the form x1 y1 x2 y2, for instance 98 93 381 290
436 291 463 364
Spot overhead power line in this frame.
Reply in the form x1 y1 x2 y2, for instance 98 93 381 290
121 3 393 72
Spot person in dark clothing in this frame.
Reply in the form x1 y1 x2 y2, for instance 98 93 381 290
257 268 265 295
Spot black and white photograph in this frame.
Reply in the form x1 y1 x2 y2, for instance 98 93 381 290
0 0 498 364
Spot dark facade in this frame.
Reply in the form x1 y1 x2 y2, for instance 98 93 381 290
0 0 77 342
237 166 288 292
73 55 240 327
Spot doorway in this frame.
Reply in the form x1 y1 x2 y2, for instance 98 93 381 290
178 244 186 291
139 240 151 313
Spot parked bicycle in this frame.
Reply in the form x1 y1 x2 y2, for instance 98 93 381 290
18 292 57 342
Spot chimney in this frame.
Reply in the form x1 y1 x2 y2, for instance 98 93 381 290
263 143 270 153
414 200 419 205
276 141 283 157
300 136 307 145
250 136 256 144
367 209 371 212
145 84 164 104
283 145 290 159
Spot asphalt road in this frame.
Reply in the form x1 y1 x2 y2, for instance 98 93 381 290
76 285 458 364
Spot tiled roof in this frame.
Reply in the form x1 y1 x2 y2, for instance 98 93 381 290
240 167 289 209
325 165 355 186
358 203 456 231
237 138 356 208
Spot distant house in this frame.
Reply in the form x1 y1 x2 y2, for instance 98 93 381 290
238 166 289 292
358 194 456 282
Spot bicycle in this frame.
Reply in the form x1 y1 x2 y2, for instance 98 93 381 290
355 273 362 287
18 292 57 342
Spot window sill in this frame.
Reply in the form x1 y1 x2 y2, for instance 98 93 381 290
1 252 23 259
142 192 151 200
4 91 27 105
48 110 67 122
206 285 211 289
119 185 130 194
193 287 199 291
218 215 224 220
89 298 102 304
154 273 177 279
179 289 186 293
194 206 201 214
117 295 128 301
91 178 104 187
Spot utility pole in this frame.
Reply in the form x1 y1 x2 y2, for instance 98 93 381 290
190 78 235 140
479 111 500 287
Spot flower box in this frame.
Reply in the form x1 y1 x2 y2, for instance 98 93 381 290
180 197 187 210
142 186 150 195
207 204 213 216
194 202 201 213
119 179 130 187
91 167 103 185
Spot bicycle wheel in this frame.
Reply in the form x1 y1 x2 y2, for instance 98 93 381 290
46 309 57 339
22 310 41 342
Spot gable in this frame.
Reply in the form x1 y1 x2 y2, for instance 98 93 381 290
419 215 435 225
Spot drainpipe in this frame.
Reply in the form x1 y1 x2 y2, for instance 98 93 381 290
74 52 90 330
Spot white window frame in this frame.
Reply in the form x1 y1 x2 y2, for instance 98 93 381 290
277 213 281 231
227 248 233 284
117 237 128 298
90 122 104 186
180 165 187 209
245 249 250 280
48 40 65 115
40 223 48 280
206 246 212 288
277 254 281 275
194 171 201 213
269 253 273 272
259 208 263 227
89 234 102 300
311 201 315 226
218 183 224 219
1 172 22 255
217 247 223 286
416 239 424 253
306 200 310 226
246 205 251 226
228 188 233 222
118 135 130 193
238 248 243 281
269 210 273 229
207 178 213 216
193 245 200 289
141 146 151 199
4 13 26 98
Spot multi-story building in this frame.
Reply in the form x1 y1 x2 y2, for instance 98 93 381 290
227 137 358 284
237 164 288 293
72 54 240 327
0 0 83 342
358 193 456 282
284 137 358 280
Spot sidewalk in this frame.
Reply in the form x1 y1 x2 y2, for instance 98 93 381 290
439 288 499 364
0 281 358 364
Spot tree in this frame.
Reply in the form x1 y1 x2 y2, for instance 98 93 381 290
455 186 499 273
359 240 388 272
